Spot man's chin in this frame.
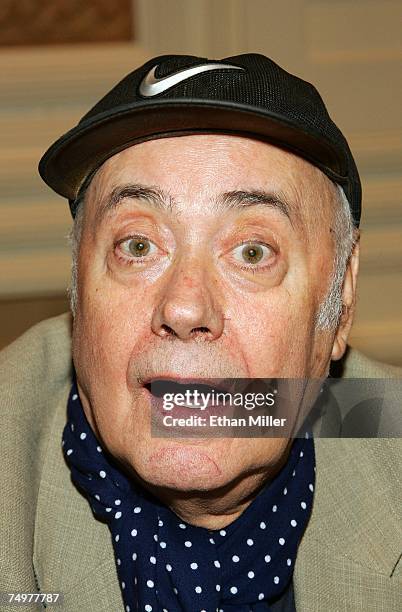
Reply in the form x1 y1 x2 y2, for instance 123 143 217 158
133 441 229 492
123 436 288 493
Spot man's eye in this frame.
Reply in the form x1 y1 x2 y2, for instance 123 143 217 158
119 237 157 258
232 242 274 265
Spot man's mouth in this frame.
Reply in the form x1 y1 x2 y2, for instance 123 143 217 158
143 378 233 410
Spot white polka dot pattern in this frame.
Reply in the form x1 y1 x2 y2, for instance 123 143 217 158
63 382 315 611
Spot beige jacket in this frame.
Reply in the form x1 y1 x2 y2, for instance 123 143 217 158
0 313 401 611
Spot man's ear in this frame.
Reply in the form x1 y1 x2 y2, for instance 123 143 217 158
331 236 360 361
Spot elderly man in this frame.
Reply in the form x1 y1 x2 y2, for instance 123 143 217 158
0 54 401 611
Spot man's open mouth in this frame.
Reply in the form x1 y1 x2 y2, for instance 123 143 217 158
143 378 233 410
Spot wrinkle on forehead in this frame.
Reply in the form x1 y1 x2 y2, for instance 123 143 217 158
84 134 337 245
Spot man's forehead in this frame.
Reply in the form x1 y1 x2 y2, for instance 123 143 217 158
86 134 336 223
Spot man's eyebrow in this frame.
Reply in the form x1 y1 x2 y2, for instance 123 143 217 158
94 183 298 227
216 190 297 225
95 183 174 224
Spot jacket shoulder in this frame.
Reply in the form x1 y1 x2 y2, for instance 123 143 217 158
340 346 402 378
0 312 73 389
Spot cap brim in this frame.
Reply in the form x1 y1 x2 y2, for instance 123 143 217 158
39 99 349 202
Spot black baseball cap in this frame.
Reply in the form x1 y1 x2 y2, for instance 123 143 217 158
38 53 362 225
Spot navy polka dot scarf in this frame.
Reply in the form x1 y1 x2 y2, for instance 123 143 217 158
62 382 315 611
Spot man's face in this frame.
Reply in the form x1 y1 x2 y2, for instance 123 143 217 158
72 134 347 495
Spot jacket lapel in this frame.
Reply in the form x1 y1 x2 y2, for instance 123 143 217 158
33 380 123 610
293 438 402 611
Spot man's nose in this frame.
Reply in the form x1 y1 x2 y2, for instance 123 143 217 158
151 261 225 341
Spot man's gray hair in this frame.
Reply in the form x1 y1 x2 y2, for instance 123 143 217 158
315 184 357 330
67 183 357 332
67 195 85 317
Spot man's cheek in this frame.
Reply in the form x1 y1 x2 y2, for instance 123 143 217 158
231 299 312 376
74 305 127 385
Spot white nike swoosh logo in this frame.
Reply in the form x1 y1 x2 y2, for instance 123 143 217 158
139 62 244 97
